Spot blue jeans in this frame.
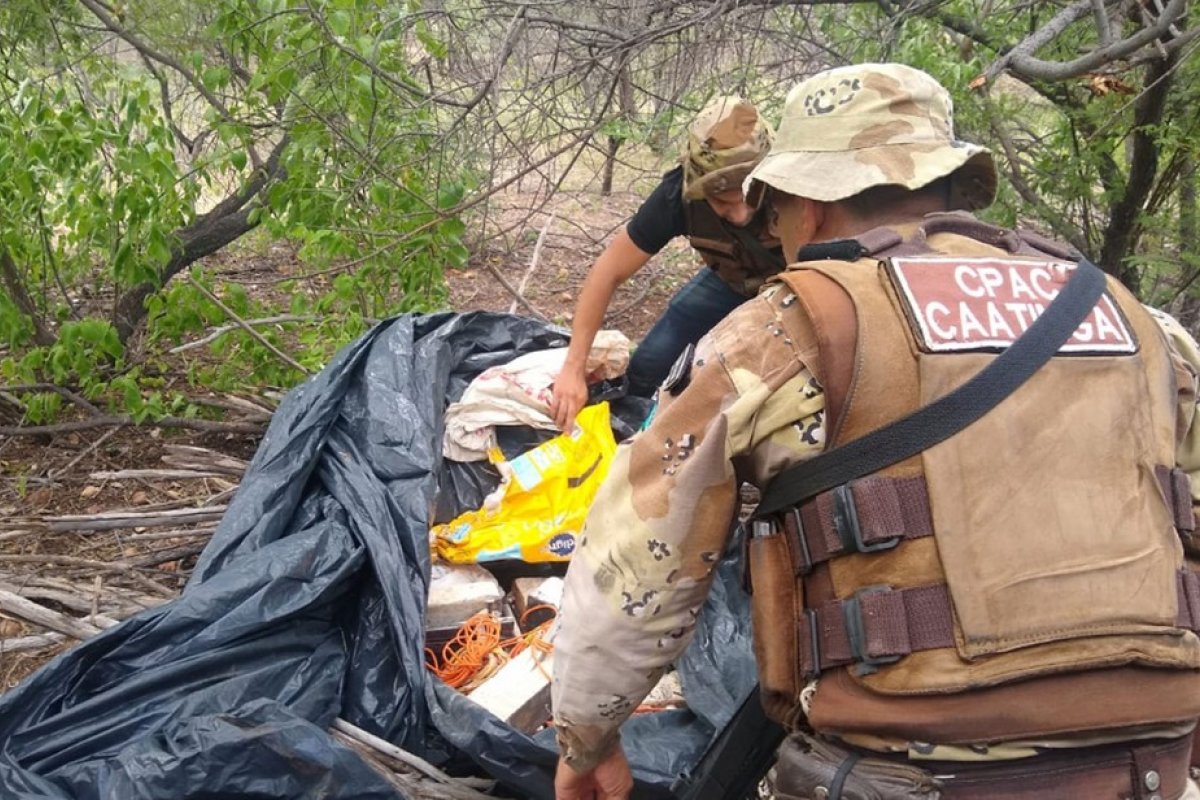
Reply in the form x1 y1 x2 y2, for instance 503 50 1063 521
627 268 748 397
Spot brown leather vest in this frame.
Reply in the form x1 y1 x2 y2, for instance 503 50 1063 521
749 213 1200 743
683 199 783 296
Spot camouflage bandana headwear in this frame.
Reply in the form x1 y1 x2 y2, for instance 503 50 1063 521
744 63 996 211
681 96 773 201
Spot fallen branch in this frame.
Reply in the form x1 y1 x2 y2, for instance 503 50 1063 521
89 469 234 481
0 588 105 640
0 415 265 437
41 505 228 533
121 526 217 542
0 582 132 623
0 633 68 653
0 554 178 597
161 444 249 476
2 573 167 612
127 542 207 568
0 530 39 544
187 395 275 419
331 719 497 800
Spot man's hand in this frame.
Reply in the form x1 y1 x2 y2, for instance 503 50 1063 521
554 747 634 800
551 366 589 431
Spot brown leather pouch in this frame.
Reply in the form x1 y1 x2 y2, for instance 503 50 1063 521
748 520 803 725
770 733 940 800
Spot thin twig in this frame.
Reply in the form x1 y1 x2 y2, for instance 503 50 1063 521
169 315 314 354
0 415 265 437
50 424 125 480
508 211 556 314
0 383 102 416
186 277 311 375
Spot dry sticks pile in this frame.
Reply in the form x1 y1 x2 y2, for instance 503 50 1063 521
0 444 244 664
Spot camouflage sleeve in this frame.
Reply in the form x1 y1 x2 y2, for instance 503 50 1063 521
551 284 822 772
1146 307 1200 511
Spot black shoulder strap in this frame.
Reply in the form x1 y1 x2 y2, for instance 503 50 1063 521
756 258 1108 517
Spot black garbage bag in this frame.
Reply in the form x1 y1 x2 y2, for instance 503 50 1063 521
0 312 756 799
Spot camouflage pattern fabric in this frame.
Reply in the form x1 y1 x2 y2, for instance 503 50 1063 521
743 63 996 210
682 95 773 200
549 219 1200 773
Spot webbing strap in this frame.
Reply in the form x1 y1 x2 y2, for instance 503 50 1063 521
782 476 933 572
1156 465 1196 536
1177 569 1200 632
784 468 1192 573
757 258 1108 517
798 585 954 677
801 571 1200 678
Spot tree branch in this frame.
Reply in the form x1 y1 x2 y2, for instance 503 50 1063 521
111 136 289 342
0 246 55 346
184 276 311 375
74 0 239 124
1003 0 1187 82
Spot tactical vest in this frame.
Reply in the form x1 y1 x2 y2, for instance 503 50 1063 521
683 199 783 297
749 213 1200 743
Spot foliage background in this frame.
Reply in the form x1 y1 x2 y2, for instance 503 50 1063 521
2 0 1198 428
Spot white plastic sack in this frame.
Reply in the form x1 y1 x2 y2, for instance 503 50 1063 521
442 329 630 461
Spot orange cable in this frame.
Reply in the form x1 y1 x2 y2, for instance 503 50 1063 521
427 604 563 690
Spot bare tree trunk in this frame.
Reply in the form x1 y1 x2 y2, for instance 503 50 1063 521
1174 156 1200 331
1099 52 1177 289
601 135 620 196
1182 157 1196 260
599 62 635 197
0 246 55 346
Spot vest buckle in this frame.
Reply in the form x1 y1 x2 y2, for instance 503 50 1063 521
833 483 900 554
843 585 903 676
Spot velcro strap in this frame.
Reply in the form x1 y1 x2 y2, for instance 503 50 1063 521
1155 464 1195 536
782 476 933 573
801 572 1200 680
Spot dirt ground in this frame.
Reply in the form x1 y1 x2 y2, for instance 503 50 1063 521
0 185 700 691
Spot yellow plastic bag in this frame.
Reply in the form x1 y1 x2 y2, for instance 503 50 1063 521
433 402 616 563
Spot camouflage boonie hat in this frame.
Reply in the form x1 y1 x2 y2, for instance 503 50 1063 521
682 96 773 201
744 63 996 211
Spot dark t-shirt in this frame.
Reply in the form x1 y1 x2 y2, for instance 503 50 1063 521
625 166 688 255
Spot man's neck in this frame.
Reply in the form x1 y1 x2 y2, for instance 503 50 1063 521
816 196 950 241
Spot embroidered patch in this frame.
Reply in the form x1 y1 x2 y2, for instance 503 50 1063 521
888 257 1136 354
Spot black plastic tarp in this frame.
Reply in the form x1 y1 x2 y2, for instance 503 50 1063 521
0 312 756 799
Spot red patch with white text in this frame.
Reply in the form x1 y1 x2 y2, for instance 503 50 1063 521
887 257 1136 354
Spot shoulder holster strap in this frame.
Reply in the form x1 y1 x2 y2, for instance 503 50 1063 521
756 258 1108 517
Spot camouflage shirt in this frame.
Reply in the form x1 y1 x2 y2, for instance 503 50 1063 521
550 235 1200 773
